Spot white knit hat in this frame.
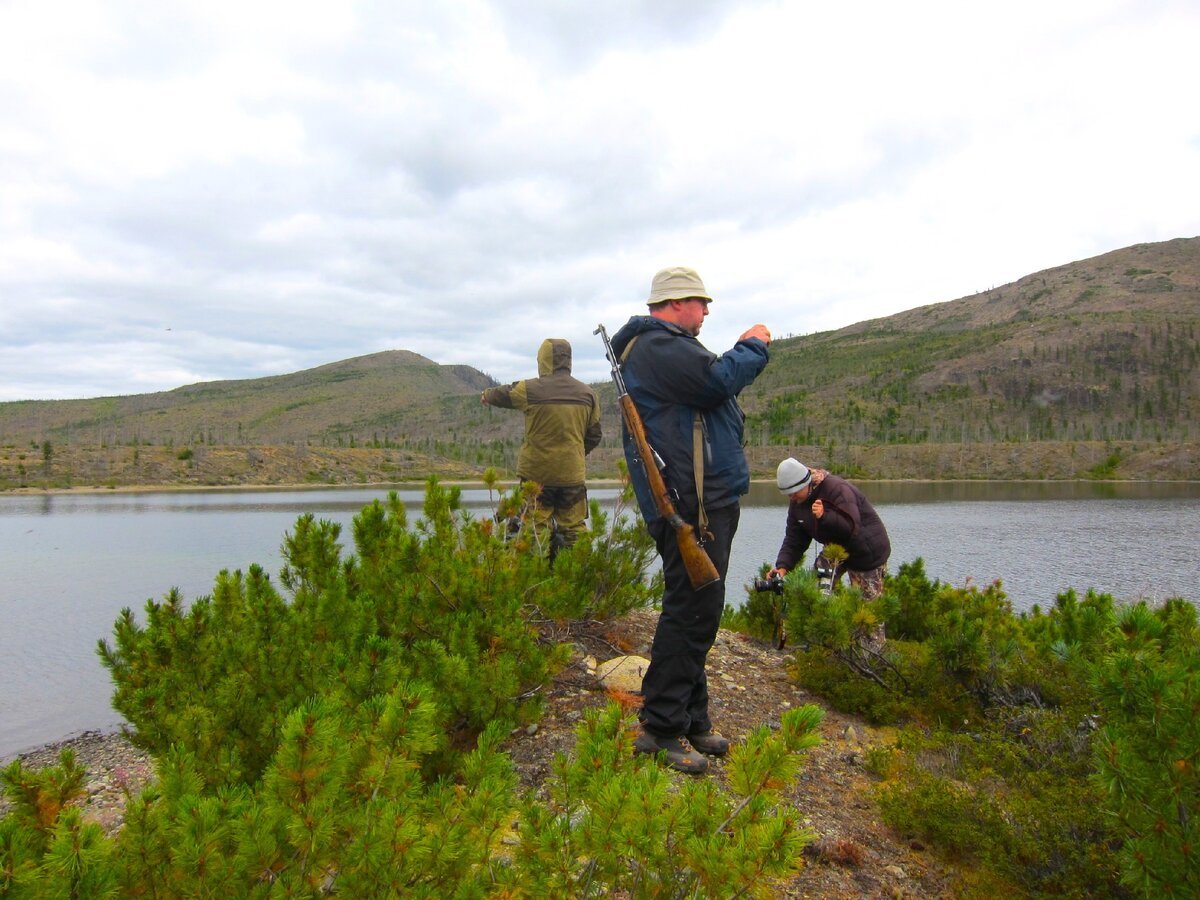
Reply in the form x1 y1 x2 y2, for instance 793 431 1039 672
776 458 811 494
646 266 712 305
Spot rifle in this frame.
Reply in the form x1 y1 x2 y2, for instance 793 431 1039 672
595 324 721 590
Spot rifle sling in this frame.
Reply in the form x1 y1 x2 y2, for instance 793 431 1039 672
693 415 710 541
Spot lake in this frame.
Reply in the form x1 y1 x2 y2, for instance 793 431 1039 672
3 480 1198 759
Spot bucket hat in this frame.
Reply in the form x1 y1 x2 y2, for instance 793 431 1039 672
646 267 712 305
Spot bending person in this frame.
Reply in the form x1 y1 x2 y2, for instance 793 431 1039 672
768 458 891 599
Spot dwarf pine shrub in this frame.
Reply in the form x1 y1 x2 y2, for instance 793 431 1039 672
46 684 515 895
2 697 825 895
769 553 1197 896
496 702 822 898
7 477 834 896
536 497 662 623
1092 599 1200 897
96 477 656 787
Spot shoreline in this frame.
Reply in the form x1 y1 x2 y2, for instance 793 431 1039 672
3 475 1195 499
0 728 154 832
5 477 1198 765
1 724 131 766
0 478 626 497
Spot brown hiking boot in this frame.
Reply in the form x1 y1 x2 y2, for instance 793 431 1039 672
633 730 709 774
687 730 730 756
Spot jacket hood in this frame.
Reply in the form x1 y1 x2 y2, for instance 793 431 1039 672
537 338 572 376
611 315 686 359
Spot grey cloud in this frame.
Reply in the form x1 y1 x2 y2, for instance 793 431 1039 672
3 0 1198 402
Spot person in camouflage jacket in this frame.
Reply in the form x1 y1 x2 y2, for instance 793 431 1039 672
481 338 602 549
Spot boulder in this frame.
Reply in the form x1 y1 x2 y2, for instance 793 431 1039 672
595 655 651 693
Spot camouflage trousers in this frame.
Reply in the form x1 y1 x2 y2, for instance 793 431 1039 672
814 554 887 601
814 556 889 652
847 565 886 600
529 482 589 552
846 563 888 653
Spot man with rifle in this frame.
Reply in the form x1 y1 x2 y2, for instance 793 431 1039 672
605 266 771 774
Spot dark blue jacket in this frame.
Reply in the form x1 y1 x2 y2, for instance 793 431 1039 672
610 315 769 527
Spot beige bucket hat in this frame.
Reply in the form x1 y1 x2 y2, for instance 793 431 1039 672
646 266 712 305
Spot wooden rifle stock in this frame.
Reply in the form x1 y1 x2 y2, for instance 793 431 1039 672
596 323 720 590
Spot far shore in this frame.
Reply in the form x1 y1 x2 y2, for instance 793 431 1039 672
4 476 1194 499
0 478 625 497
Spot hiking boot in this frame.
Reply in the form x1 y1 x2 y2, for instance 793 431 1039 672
687 730 730 756
633 730 709 774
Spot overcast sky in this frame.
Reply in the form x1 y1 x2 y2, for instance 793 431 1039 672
2 0 1198 401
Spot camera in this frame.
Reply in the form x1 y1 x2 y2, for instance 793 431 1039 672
753 573 786 594
814 559 834 594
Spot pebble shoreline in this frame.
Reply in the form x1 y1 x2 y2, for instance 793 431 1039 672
0 730 154 835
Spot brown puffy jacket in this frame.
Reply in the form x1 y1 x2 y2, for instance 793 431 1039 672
481 339 602 486
774 473 891 572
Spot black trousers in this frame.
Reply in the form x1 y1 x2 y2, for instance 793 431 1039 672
640 503 740 738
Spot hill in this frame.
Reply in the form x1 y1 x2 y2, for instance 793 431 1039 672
0 350 507 488
747 237 1199 447
0 350 495 448
2 237 1198 488
465 236 1200 482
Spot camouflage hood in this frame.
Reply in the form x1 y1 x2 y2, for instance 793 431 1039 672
537 338 572 377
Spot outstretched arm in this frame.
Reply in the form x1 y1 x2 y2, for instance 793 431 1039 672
481 383 521 410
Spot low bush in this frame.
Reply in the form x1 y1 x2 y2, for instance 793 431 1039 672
4 477 828 896
95 477 657 787
875 714 1120 895
788 647 910 725
749 552 1197 896
1092 599 1200 897
1 696 826 896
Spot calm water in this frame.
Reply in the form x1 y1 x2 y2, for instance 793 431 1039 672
3 481 1198 759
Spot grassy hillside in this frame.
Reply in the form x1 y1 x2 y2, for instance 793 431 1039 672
745 237 1200 448
2 237 1198 488
0 350 496 448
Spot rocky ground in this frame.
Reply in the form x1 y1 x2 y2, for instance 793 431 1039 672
0 731 156 836
2 609 959 898
517 609 958 898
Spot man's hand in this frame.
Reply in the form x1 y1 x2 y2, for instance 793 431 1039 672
740 324 771 344
811 499 824 519
767 566 787 579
